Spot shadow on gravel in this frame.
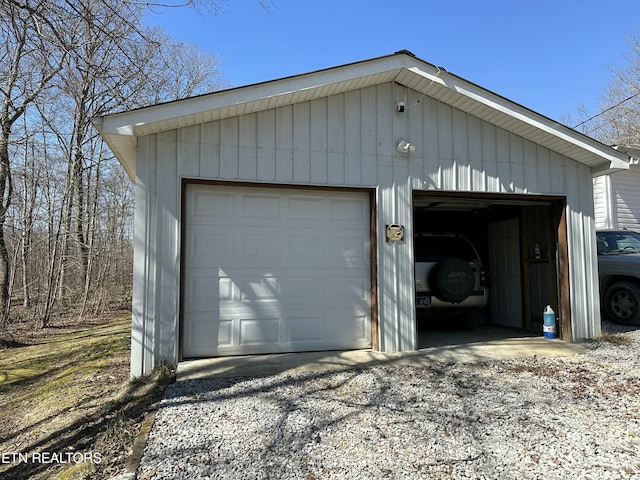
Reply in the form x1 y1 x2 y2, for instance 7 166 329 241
141 361 506 478
140 324 640 479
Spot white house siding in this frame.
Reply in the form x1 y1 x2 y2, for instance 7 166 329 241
613 166 640 230
593 175 612 229
617 168 640 229
130 81 602 376
593 165 640 230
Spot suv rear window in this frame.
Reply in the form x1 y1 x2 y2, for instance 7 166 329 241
415 236 478 262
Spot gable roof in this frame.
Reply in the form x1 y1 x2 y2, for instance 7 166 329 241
92 50 630 180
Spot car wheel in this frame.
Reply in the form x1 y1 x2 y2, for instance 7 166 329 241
429 258 475 303
604 280 640 326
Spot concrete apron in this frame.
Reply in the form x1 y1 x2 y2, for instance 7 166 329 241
178 326 588 381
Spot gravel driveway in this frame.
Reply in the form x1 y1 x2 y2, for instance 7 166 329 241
136 323 640 479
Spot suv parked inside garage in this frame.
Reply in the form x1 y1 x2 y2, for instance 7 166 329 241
414 233 489 328
597 229 640 326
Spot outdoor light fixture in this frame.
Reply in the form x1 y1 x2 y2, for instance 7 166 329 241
397 140 416 153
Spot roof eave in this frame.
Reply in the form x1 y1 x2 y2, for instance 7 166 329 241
94 51 630 180
91 117 137 179
396 64 630 176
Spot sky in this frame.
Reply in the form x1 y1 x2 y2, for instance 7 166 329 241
144 0 640 123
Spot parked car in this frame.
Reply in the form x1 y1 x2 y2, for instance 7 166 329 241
596 229 640 325
414 233 489 328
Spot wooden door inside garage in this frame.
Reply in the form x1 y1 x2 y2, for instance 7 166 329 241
181 183 372 358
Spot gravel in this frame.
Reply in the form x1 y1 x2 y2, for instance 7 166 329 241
137 322 640 479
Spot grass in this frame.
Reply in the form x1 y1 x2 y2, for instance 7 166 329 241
0 314 173 480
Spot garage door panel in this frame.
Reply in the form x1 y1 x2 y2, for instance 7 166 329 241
241 235 281 258
237 275 281 302
183 184 371 357
189 190 235 220
288 196 324 220
185 270 229 309
191 269 341 306
217 320 233 346
240 192 282 219
284 275 325 300
185 311 371 357
239 317 281 345
329 236 370 265
184 314 234 355
284 312 370 348
187 229 235 262
329 197 369 222
286 235 325 258
324 274 369 304
186 271 368 328
285 316 326 343
330 313 370 343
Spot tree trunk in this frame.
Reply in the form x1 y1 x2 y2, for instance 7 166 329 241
20 126 38 309
0 128 13 328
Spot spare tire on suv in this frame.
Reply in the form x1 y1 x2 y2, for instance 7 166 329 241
414 233 489 328
429 257 475 303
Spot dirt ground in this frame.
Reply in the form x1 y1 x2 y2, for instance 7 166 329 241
0 311 174 480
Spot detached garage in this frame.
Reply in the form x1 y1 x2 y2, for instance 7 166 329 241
93 51 630 377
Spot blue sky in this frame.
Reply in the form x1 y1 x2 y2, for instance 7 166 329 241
145 0 640 123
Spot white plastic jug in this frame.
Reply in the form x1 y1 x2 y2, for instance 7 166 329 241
543 305 557 339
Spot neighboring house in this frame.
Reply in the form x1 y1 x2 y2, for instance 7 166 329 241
93 51 630 378
593 146 640 230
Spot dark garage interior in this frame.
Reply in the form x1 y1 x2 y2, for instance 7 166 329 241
413 191 566 346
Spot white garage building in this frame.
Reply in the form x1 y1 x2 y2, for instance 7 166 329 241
93 51 630 377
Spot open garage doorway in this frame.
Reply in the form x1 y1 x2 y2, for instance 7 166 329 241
413 191 569 347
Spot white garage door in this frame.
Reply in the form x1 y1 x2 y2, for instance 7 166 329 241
182 184 372 357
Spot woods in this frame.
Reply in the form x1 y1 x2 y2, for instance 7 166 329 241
0 0 224 331
570 32 640 147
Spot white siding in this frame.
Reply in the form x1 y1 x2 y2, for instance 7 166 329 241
614 165 640 230
594 165 640 231
568 163 601 340
131 132 181 378
593 175 612 229
130 81 601 375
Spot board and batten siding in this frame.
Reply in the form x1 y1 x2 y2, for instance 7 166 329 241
130 81 601 376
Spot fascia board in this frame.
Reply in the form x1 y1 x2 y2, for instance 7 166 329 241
95 55 413 137
404 66 630 170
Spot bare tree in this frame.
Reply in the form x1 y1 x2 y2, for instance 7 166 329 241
150 32 228 101
0 1 73 326
0 0 229 331
2 0 228 329
572 32 640 146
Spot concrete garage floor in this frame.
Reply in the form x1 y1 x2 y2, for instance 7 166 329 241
178 325 587 381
